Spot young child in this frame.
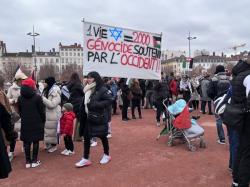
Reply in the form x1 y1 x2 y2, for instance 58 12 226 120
60 103 75 156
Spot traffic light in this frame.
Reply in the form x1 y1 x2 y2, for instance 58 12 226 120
189 58 194 69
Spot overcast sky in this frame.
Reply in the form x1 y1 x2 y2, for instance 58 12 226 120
0 0 249 55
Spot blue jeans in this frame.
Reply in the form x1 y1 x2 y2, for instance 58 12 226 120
216 115 225 141
228 128 239 170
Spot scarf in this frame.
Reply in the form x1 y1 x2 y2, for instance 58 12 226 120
83 82 96 114
0 89 12 114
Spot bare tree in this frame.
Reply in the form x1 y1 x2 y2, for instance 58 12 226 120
226 63 235 73
191 64 204 77
38 64 58 80
207 64 217 76
3 61 19 82
60 64 83 82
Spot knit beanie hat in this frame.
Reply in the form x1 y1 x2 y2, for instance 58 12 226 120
22 78 36 90
215 65 225 74
63 103 73 112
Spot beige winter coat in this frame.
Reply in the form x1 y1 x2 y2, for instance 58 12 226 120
42 85 61 144
7 83 21 135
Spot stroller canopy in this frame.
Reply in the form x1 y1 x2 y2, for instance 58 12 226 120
167 99 187 115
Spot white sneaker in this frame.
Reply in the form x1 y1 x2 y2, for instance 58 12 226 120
75 158 92 168
107 134 112 139
156 122 160 127
68 150 75 155
100 154 111 164
91 141 98 147
8 152 14 162
31 160 41 168
25 163 31 169
65 150 75 156
48 146 57 153
61 149 68 155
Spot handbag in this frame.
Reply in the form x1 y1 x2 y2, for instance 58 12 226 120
87 111 104 125
222 103 246 130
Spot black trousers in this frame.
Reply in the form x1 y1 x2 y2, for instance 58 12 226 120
9 139 16 152
201 101 212 113
122 98 129 119
84 136 109 159
156 103 167 122
191 100 199 110
23 141 39 163
132 99 141 117
234 120 250 186
64 135 74 152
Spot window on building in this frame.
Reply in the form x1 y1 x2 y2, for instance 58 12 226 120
65 52 68 56
74 53 76 56
62 58 64 63
69 52 72 56
66 58 68 63
61 52 64 56
40 59 43 63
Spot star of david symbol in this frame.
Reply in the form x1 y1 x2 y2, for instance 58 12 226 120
109 28 123 41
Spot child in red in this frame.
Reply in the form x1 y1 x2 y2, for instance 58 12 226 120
60 103 75 156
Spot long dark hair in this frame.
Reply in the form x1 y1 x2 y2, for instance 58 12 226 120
87 71 103 90
43 76 56 98
68 73 81 85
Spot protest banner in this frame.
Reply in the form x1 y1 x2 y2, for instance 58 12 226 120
83 21 162 80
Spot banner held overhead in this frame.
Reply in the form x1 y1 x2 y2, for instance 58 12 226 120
83 21 162 80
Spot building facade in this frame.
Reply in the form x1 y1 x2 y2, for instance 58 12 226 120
193 53 226 70
161 50 186 61
59 43 83 73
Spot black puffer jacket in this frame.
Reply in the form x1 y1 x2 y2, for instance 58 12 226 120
79 86 113 138
0 104 12 179
231 60 250 105
18 86 46 142
154 81 170 107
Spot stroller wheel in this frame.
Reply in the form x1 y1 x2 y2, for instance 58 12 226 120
167 140 174 147
189 145 196 152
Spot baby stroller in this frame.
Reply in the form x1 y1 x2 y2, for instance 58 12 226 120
157 99 206 151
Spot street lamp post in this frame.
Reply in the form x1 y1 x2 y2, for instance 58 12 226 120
187 31 197 58
27 26 39 81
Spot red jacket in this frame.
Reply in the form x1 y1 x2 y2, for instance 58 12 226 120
60 111 75 136
170 79 178 96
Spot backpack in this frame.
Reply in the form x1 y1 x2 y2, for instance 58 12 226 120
214 86 232 116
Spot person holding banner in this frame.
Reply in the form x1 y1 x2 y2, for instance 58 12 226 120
75 71 113 167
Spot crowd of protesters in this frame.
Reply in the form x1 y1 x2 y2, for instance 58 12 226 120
0 56 250 186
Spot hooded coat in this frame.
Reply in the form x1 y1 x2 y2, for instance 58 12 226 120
18 86 45 142
42 85 61 144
